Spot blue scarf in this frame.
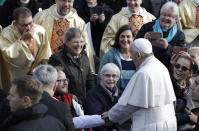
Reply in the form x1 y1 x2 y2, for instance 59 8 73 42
153 18 177 42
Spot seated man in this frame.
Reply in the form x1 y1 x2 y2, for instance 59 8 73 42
0 7 52 92
54 66 104 130
54 66 84 118
0 75 65 131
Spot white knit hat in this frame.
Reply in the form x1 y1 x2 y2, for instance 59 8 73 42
133 38 152 54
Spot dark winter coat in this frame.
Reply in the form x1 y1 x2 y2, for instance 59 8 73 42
48 45 95 105
0 103 65 131
40 91 75 131
171 76 191 127
85 84 118 115
86 84 120 131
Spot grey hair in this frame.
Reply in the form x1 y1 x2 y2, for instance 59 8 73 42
131 44 151 58
160 1 179 19
100 63 120 77
64 27 85 42
188 47 199 53
33 65 58 89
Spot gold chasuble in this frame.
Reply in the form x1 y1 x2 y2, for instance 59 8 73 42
51 19 70 53
100 7 155 58
0 24 52 92
128 14 144 37
34 4 95 73
178 0 199 44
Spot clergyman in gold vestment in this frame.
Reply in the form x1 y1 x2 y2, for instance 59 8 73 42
34 0 95 73
0 7 52 92
99 0 156 58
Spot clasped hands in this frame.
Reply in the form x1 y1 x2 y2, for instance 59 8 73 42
90 13 105 23
101 112 112 126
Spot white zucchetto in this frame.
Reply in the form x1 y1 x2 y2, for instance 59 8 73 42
133 38 152 54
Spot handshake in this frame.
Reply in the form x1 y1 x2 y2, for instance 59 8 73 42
101 111 112 126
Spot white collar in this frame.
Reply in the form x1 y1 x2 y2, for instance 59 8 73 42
88 3 98 8
54 7 72 19
20 0 29 4
195 0 199 4
120 53 132 61
138 55 154 69
126 7 143 15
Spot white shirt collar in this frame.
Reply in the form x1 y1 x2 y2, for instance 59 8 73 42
54 7 72 19
120 53 132 61
20 0 29 4
126 7 143 15
138 55 153 69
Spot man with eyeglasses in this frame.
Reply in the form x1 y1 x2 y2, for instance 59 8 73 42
0 7 51 92
53 66 84 119
136 1 185 69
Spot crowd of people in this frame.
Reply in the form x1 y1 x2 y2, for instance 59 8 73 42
1 0 199 131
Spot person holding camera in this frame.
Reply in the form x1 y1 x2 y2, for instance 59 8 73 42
136 1 185 69
77 0 114 57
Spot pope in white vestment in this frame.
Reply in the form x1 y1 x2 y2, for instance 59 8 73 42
103 38 177 131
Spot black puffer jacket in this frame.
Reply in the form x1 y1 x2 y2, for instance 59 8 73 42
0 104 65 131
48 45 95 105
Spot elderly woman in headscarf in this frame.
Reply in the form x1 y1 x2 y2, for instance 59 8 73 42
136 1 185 69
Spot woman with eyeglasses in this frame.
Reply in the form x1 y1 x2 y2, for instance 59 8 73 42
48 28 95 107
170 54 196 130
135 1 185 69
97 25 136 95
86 63 127 130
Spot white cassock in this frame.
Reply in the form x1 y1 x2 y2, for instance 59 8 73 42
108 56 177 131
